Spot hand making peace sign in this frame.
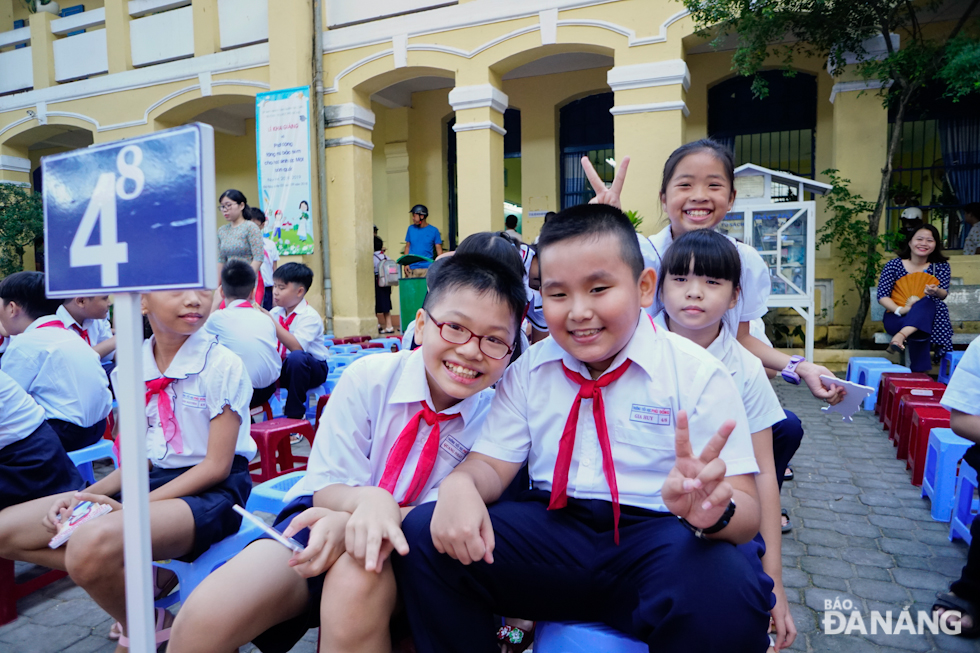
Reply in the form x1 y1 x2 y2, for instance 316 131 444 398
661 410 736 530
581 155 631 209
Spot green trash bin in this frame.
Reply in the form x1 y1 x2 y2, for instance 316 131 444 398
396 254 433 333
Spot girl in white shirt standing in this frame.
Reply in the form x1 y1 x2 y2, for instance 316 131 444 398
654 228 795 651
0 289 255 652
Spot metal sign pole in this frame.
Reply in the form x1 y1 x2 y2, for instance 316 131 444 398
114 293 154 652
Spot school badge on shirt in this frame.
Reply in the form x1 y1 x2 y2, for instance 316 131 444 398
629 404 672 426
440 435 469 463
182 393 208 409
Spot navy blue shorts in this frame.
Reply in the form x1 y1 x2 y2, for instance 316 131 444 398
117 455 252 562
251 495 323 653
0 422 85 512
47 418 106 453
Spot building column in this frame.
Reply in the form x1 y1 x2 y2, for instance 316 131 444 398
829 79 888 206
0 0 14 33
519 96 557 244
29 11 56 90
608 60 690 234
104 0 132 73
192 0 221 57
448 83 507 236
324 102 378 336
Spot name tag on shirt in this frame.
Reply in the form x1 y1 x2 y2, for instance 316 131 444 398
182 393 207 410
440 435 469 463
630 404 672 426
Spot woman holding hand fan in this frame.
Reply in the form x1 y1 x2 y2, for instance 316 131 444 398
877 224 953 371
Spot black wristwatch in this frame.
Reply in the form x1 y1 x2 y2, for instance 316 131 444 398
679 500 736 539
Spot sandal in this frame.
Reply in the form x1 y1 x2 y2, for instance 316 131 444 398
888 334 907 354
932 592 980 638
110 567 177 641
781 509 793 534
497 623 535 653
784 467 794 482
118 607 173 649
384 327 396 334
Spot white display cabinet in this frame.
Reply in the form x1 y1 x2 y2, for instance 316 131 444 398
718 164 832 362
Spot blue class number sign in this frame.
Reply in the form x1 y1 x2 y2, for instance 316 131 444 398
43 123 217 298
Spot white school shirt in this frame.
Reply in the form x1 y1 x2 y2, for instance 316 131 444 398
205 299 281 389
0 369 46 450
110 329 256 469
640 227 772 328
653 313 785 434
260 238 279 284
270 299 327 361
284 348 494 503
1 315 111 428
56 305 114 364
941 338 980 417
471 312 758 512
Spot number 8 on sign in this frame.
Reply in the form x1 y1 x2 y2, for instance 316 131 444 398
68 145 144 286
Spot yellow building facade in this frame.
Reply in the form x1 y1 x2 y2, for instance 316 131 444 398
1 0 977 337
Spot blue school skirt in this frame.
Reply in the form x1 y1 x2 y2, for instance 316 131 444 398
47 418 107 453
0 422 85 512
116 455 252 562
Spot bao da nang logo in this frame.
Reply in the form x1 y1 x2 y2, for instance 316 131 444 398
823 597 961 635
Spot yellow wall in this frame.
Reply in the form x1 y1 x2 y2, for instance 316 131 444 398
406 88 452 244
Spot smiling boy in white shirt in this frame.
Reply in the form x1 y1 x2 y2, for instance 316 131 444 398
394 204 773 653
169 252 529 653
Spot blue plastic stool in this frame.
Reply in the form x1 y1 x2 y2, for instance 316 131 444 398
921 428 973 521
949 460 979 544
246 471 306 515
154 519 264 608
846 357 894 383
370 338 401 352
67 439 117 485
857 363 912 411
322 337 334 347
939 351 966 385
328 354 358 372
305 385 329 420
323 372 344 394
535 622 646 653
329 344 361 355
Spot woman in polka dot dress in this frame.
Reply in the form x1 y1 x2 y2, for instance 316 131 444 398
877 224 953 372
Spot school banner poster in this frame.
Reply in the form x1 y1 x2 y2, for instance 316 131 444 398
256 86 314 256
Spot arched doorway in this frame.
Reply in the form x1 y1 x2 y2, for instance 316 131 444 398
709 70 817 201
559 92 613 209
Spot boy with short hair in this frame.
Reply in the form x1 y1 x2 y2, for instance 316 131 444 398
206 260 281 408
168 252 528 653
267 262 328 419
0 272 112 452
57 295 116 365
394 205 773 652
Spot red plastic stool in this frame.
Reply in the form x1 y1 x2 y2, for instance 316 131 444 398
877 373 932 422
887 382 945 442
895 395 945 464
883 377 941 436
0 557 68 626
331 337 353 345
908 406 951 486
348 336 371 343
362 342 385 349
249 418 315 483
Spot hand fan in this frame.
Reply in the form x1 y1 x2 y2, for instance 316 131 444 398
891 271 939 307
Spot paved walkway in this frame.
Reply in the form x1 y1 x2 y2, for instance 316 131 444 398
1 380 977 652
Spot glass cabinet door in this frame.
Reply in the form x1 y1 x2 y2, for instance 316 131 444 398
718 212 745 242
751 206 808 297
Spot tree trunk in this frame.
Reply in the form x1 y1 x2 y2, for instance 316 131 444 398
846 87 912 349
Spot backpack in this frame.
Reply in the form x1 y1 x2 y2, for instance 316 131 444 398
376 254 400 287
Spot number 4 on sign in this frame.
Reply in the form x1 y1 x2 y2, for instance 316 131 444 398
69 146 143 286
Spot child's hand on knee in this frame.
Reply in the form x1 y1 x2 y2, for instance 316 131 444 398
345 488 410 573
43 494 79 534
430 475 495 566
662 411 735 529
284 507 349 578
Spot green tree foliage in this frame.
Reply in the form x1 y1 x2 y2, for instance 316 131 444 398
0 183 43 277
683 0 980 347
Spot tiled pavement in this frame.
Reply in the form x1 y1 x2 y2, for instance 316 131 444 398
2 380 979 652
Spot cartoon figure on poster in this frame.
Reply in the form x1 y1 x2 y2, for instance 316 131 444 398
255 86 314 256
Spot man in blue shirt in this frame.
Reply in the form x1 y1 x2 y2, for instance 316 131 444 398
403 204 443 278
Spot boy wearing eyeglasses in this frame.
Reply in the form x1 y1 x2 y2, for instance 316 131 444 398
168 252 528 653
